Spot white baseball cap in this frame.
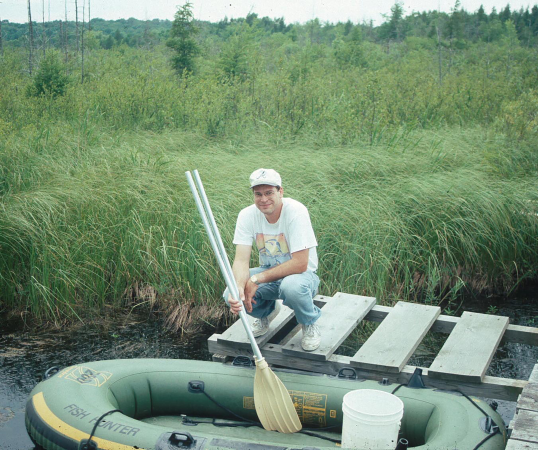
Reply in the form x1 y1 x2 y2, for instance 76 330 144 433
249 168 282 188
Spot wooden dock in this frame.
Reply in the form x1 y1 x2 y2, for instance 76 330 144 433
209 292 538 446
506 364 538 449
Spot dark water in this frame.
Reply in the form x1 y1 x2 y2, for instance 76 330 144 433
1 291 537 449
0 313 214 449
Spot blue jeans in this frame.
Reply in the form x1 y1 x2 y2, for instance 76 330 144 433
223 267 321 326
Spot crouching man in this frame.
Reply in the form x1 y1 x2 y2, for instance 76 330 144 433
225 168 322 351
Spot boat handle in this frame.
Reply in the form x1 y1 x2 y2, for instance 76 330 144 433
232 355 253 367
337 367 357 380
43 366 61 380
169 432 196 447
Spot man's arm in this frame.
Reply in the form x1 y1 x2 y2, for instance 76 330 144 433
254 248 309 284
228 246 310 315
232 244 252 292
228 244 252 314
242 248 310 307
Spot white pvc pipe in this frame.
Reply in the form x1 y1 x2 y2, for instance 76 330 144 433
185 171 262 361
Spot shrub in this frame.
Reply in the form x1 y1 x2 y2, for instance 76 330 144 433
26 51 69 98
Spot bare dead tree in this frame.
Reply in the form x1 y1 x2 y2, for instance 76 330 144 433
88 0 91 31
64 0 68 66
0 8 4 59
75 0 79 52
28 0 35 74
436 24 443 86
59 20 63 51
436 0 443 85
42 0 45 56
81 0 85 83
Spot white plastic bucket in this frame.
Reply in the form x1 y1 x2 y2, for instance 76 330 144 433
341 389 404 449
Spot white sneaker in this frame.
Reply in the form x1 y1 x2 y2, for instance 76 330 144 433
251 301 282 337
301 323 321 351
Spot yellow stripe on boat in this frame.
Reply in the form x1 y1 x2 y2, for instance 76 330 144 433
32 392 139 450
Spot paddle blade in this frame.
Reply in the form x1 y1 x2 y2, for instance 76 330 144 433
253 358 302 433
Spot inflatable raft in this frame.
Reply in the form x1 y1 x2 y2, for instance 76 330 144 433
26 358 506 450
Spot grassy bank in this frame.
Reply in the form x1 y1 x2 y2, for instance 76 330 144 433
1 35 537 328
0 122 536 327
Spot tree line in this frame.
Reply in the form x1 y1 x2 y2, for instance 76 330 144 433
1 1 538 54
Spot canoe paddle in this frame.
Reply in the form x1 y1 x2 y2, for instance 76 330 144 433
185 170 302 434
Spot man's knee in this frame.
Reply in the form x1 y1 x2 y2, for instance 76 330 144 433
279 274 311 301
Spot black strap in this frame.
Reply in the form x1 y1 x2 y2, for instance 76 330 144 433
81 409 122 450
472 428 500 450
197 386 340 444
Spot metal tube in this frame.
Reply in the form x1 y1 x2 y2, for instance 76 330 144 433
185 171 262 361
192 170 232 276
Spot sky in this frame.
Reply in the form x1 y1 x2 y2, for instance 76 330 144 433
1 0 535 26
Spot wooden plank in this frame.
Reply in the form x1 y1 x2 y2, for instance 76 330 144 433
313 296 538 345
506 440 538 449
525 368 538 387
211 353 233 363
207 335 527 401
518 383 538 412
351 301 440 373
281 293 376 361
428 311 509 383
511 410 538 444
503 325 538 346
217 300 295 349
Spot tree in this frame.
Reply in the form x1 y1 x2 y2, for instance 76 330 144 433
499 5 511 23
64 0 68 65
245 12 257 26
502 19 519 74
306 18 321 45
75 0 79 51
102 34 114 49
344 20 353 36
42 0 46 56
217 23 256 82
447 0 464 42
477 5 487 23
114 29 123 44
81 0 85 82
531 6 538 40
0 15 3 58
333 26 364 68
166 2 200 75
28 0 35 74
27 50 69 97
388 2 405 42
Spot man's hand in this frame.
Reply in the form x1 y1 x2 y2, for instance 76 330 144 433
228 286 257 314
244 279 259 312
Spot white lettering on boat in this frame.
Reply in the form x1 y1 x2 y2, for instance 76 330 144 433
89 416 140 436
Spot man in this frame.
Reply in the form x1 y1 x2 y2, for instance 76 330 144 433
225 168 322 351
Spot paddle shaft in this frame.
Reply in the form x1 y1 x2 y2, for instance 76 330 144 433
185 170 263 361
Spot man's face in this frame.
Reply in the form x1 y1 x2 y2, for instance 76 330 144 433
253 184 283 218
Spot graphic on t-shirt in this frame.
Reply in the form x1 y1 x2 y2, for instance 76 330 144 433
255 233 291 266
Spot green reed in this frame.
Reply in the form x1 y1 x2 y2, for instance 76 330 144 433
0 122 535 325
0 39 537 325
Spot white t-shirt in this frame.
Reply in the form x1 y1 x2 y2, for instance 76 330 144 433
233 198 318 272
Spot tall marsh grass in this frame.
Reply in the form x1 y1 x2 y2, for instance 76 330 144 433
0 40 537 326
0 122 536 326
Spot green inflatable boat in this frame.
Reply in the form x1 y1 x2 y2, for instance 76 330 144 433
26 358 506 450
